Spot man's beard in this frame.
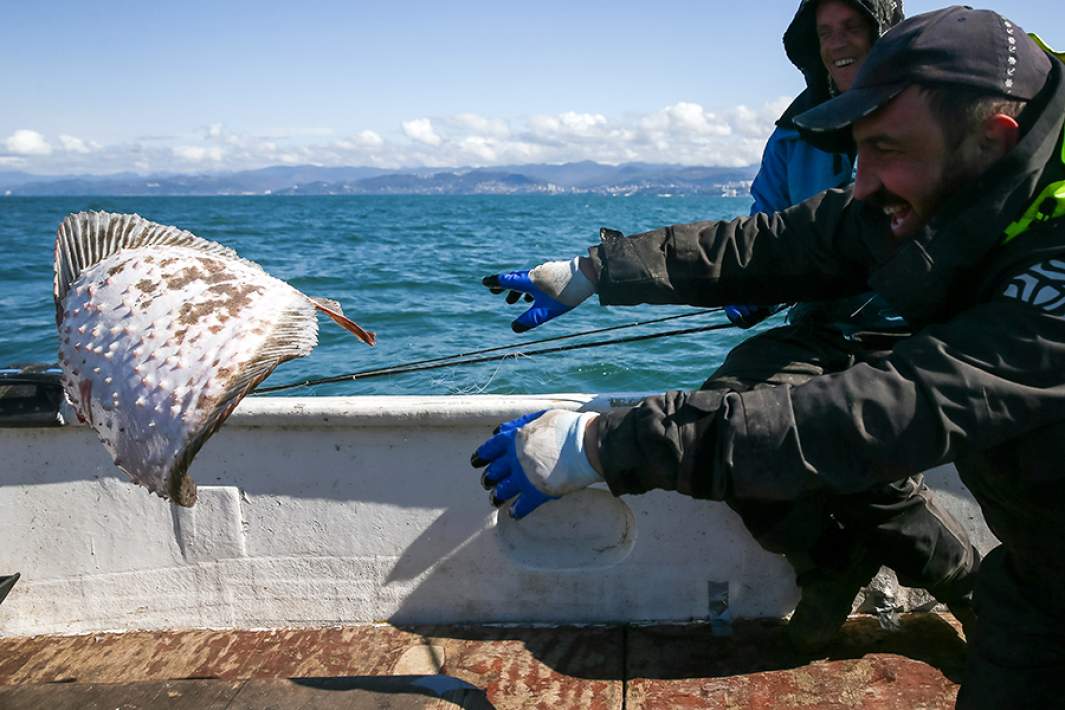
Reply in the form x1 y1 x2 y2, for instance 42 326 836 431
866 157 984 240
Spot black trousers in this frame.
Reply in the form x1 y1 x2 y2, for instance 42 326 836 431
952 449 1065 708
954 545 1065 709
701 322 978 601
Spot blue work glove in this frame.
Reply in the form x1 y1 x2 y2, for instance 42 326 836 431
482 257 595 332
724 303 782 329
471 409 602 519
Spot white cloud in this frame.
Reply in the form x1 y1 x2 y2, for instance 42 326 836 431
345 129 383 147
172 145 224 162
727 97 791 138
451 113 510 139
639 102 732 143
457 136 498 163
352 130 384 148
1 96 794 174
402 118 442 146
59 134 95 154
4 129 52 156
528 111 608 140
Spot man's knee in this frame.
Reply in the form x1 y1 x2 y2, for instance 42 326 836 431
724 495 830 557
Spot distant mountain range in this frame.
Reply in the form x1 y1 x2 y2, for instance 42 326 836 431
0 162 757 197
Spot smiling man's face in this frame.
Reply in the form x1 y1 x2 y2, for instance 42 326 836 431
852 87 960 240
851 85 1024 240
816 0 874 93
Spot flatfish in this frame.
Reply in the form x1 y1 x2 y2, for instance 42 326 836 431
53 211 375 506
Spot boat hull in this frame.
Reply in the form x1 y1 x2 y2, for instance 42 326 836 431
0 394 997 637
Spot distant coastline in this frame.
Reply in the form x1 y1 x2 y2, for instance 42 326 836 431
0 161 756 197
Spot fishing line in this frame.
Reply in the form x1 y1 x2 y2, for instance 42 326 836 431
256 307 734 393
376 306 729 371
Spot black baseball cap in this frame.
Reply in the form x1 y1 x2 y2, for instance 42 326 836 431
795 5 1052 133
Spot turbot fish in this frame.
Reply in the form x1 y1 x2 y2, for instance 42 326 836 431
54 211 375 506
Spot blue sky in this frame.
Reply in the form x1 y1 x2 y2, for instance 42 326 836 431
2 1 1061 174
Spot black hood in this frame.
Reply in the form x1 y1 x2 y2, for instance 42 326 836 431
778 0 905 128
865 58 1065 326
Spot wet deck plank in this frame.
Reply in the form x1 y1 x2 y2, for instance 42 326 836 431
627 615 966 709
0 615 965 709
0 677 492 709
0 624 623 709
0 678 244 710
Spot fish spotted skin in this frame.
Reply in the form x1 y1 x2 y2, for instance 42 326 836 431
54 212 374 506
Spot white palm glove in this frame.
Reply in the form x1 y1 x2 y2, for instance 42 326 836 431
472 409 603 518
482 257 596 332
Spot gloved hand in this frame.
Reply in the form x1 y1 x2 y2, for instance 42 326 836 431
482 257 595 332
724 303 782 329
471 409 602 519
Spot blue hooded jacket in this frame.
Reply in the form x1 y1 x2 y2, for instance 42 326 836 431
730 0 907 334
750 125 852 215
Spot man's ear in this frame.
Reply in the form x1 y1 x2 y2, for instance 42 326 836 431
981 114 1021 160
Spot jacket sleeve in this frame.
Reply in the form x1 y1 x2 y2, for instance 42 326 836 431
596 292 1065 501
749 127 794 216
588 186 874 308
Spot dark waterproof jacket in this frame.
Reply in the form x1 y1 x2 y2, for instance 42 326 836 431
590 58 1065 598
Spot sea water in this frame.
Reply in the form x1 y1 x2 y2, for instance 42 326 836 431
0 194 768 396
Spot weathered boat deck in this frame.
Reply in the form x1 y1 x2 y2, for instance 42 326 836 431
0 612 967 709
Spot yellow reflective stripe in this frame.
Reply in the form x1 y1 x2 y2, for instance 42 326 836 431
1002 37 1065 245
1003 181 1065 244
1030 34 1065 62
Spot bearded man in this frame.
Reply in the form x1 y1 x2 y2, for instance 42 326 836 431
475 7 1065 706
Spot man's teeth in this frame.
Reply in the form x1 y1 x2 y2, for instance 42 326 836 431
834 58 855 67
884 204 906 216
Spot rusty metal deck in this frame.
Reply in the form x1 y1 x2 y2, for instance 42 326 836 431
0 613 966 708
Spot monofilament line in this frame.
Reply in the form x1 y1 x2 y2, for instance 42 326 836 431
256 308 732 393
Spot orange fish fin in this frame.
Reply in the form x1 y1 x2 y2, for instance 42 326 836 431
310 298 376 346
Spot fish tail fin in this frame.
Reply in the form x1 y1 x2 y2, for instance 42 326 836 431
310 297 376 346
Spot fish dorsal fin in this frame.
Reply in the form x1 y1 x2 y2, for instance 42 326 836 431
53 211 248 311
